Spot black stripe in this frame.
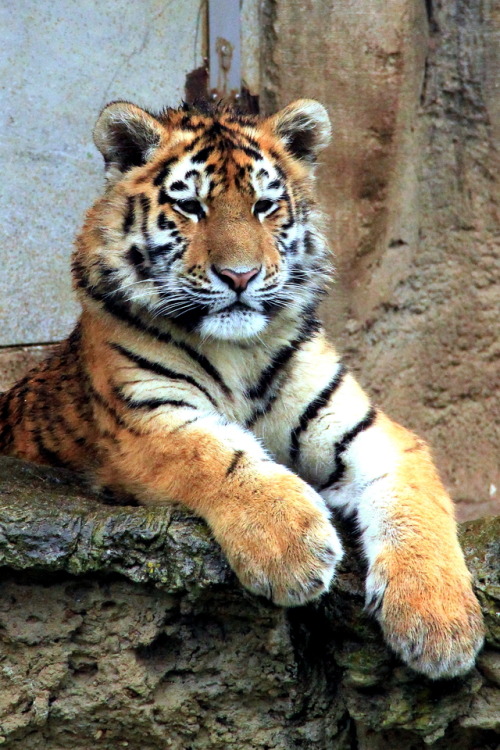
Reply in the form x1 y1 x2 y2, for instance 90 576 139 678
206 121 222 137
158 187 171 205
288 266 307 286
53 411 91 452
184 134 203 153
247 315 321 400
231 130 261 149
153 157 177 187
179 114 203 131
163 247 187 270
320 408 377 491
68 322 82 350
147 242 175 261
245 393 278 429
0 393 13 451
127 244 146 269
32 429 68 468
191 146 213 164
303 230 316 255
174 340 232 398
89 384 141 435
226 449 245 476
235 144 262 160
110 344 217 408
166 303 210 333
140 195 150 237
113 386 196 411
170 180 188 191
123 196 135 234
169 415 201 434
10 375 31 425
281 190 295 231
289 365 346 464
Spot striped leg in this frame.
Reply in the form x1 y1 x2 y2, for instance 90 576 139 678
97 411 343 607
251 334 484 678
83 325 343 607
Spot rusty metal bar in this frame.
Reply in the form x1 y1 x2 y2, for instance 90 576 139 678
208 0 241 99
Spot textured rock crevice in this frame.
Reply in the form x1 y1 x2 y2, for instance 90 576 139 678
0 457 498 749
260 0 499 520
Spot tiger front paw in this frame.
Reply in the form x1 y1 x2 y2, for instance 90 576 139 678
367 560 485 679
219 473 343 607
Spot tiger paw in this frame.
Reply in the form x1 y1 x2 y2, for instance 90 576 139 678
219 473 343 607
366 562 485 679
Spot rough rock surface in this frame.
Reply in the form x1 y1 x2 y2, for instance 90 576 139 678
0 345 58 394
0 456 498 749
261 0 499 520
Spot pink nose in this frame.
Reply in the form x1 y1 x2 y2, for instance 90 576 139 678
213 266 260 291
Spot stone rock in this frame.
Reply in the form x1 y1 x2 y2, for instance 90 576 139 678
0 455 498 749
0 345 58 393
261 0 499 520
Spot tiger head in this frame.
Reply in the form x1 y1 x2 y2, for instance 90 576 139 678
74 99 332 341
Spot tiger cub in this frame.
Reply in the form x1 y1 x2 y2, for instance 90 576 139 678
0 99 483 678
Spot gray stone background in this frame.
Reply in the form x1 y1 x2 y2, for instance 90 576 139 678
0 0 207 346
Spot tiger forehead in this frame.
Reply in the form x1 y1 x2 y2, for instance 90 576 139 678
163 149 279 188
135 114 285 194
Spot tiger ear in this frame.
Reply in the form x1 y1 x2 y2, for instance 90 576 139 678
269 99 332 164
93 102 163 174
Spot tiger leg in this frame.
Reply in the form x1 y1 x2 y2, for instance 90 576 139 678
252 339 484 677
321 411 484 679
98 413 343 607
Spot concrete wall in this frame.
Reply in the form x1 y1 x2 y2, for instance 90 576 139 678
0 0 206 346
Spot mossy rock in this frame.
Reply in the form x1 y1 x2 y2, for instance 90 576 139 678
0 456 498 749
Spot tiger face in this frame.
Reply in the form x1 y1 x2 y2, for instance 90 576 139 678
75 99 331 341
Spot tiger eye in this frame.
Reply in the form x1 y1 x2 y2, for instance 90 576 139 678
254 199 276 215
176 199 205 219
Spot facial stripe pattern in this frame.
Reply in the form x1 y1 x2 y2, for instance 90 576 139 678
0 98 484 680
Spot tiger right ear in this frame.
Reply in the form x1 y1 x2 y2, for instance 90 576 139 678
269 99 332 165
93 102 163 174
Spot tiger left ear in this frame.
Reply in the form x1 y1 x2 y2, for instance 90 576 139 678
269 99 332 164
93 101 163 175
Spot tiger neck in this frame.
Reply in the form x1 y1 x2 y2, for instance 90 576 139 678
80 295 321 409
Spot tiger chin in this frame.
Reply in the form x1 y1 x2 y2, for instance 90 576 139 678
0 97 484 680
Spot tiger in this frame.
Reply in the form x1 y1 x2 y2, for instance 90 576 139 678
0 98 484 679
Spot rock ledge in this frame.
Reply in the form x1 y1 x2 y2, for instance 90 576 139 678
0 456 498 750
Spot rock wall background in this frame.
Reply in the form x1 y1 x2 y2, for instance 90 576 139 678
261 0 499 520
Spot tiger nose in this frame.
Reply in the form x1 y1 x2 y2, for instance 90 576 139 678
212 266 261 291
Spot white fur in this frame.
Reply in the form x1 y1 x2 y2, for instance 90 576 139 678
199 309 268 341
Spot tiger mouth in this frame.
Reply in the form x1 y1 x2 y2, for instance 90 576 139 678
216 301 255 314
